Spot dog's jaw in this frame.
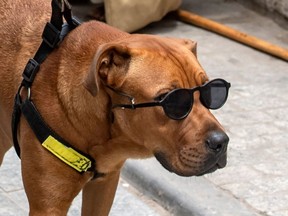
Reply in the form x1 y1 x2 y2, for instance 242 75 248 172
154 149 227 177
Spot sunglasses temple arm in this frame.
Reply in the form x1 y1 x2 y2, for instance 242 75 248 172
112 102 161 110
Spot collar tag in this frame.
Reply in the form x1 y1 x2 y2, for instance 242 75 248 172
42 135 92 172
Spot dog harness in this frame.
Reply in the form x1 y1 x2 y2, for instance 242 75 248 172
11 0 99 176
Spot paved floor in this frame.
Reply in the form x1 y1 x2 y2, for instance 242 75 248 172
1 0 288 215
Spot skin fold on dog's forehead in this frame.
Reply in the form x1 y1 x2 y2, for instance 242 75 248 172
119 34 208 97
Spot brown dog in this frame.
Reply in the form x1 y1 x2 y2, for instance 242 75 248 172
0 0 229 215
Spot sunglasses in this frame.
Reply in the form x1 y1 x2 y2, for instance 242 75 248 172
111 78 231 120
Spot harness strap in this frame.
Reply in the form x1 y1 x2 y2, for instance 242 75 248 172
21 99 93 172
12 0 72 158
11 0 99 176
21 0 79 89
12 94 22 156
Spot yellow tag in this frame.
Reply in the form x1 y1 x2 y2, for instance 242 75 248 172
42 136 92 172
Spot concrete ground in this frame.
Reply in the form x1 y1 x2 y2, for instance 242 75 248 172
1 0 288 215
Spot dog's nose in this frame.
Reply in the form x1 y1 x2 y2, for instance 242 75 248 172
205 131 229 153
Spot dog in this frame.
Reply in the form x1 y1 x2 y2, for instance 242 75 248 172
0 0 229 215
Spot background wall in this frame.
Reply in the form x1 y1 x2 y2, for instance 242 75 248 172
256 0 288 17
236 0 288 27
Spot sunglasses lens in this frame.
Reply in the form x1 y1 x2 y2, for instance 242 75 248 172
162 89 192 119
200 79 229 109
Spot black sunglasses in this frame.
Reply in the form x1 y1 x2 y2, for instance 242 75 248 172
111 78 231 120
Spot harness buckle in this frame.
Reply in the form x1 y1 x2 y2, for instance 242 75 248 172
42 22 61 48
22 59 40 85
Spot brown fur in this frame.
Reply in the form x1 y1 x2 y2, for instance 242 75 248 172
0 0 228 215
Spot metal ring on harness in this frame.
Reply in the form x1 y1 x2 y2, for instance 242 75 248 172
16 85 31 102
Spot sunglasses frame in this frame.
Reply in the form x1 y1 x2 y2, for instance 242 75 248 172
111 78 231 120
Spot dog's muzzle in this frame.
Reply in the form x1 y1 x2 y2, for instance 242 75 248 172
155 130 229 177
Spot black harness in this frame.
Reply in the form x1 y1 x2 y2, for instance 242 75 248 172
11 0 100 177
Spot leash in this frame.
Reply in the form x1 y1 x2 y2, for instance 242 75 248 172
11 0 99 175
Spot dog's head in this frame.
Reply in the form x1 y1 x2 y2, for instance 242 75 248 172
84 35 229 176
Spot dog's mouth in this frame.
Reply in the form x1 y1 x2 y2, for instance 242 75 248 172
154 151 227 177
196 153 227 176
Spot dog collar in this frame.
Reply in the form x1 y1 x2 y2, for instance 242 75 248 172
11 0 100 177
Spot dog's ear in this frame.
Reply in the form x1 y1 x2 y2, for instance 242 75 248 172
170 38 197 58
184 39 197 58
84 43 131 96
